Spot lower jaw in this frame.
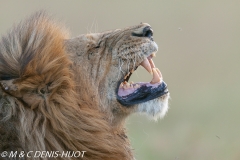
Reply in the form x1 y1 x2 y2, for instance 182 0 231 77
116 81 168 106
137 92 169 120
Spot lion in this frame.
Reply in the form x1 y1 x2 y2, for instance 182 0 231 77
0 12 169 160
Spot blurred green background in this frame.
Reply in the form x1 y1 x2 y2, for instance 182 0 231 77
1 1 240 159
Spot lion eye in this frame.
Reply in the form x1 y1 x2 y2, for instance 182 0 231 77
95 45 100 49
95 39 103 49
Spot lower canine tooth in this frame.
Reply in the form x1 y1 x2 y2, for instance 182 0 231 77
150 68 161 84
155 68 162 79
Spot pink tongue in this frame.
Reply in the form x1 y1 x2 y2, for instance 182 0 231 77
118 82 161 97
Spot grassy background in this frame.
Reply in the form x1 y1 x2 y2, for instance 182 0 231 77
0 1 240 159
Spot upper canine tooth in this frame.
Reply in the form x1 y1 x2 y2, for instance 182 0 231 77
140 58 152 74
148 58 156 68
150 68 161 84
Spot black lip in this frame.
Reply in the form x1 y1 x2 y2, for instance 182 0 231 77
116 81 168 107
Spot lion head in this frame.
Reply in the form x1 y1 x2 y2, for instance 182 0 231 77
0 12 169 160
66 23 169 124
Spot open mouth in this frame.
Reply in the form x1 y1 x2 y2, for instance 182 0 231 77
117 52 168 106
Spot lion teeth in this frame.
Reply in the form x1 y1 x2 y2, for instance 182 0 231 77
140 58 152 74
124 71 132 80
120 82 124 88
121 81 141 90
123 85 128 90
151 52 156 57
130 82 134 88
122 82 130 89
150 68 161 84
122 52 162 87
155 68 162 79
134 84 140 89
148 58 156 68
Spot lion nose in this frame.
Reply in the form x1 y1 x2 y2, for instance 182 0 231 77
142 26 153 37
132 24 153 38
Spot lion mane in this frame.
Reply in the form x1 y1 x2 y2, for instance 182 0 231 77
0 12 132 160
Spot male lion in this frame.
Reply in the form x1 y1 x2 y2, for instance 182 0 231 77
0 12 169 160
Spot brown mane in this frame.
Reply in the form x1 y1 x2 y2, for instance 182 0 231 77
0 12 133 160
